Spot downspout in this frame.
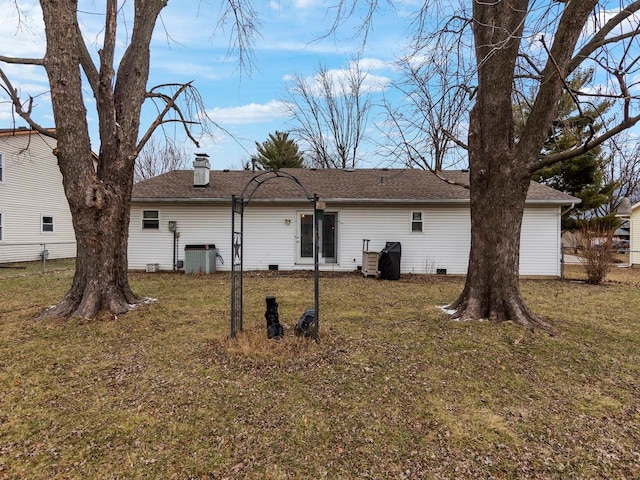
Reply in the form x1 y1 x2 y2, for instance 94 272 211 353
173 230 177 271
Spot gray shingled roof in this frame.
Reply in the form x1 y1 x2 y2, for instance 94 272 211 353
132 168 579 205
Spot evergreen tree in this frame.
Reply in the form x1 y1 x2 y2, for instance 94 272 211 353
251 131 305 170
527 70 618 229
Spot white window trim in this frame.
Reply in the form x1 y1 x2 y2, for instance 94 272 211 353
41 214 55 234
0 211 4 242
142 209 160 230
410 211 424 233
0 152 4 183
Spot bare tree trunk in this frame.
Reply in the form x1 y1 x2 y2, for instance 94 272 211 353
447 0 551 331
2 0 257 319
36 0 162 319
447 146 551 331
446 0 612 332
45 179 137 318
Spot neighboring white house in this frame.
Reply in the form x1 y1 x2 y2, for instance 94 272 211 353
129 155 579 277
630 202 640 266
0 128 76 264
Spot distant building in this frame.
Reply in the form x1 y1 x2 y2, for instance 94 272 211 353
0 128 76 263
630 203 640 266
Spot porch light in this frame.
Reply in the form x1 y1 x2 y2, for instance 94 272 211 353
316 201 326 221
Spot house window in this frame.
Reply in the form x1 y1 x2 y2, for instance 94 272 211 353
0 152 4 183
142 210 159 230
41 214 54 233
0 212 4 242
411 211 423 232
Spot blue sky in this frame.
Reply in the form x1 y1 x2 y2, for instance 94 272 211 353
2 1 638 171
0 0 418 170
152 0 416 169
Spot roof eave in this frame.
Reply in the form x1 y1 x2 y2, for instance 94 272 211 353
525 198 581 206
131 197 577 205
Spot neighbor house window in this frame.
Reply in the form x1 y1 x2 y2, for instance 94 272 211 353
0 212 4 242
0 152 4 183
41 214 54 233
142 210 159 229
411 211 423 232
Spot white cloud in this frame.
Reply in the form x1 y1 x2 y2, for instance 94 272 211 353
207 100 291 124
0 103 14 121
0 1 46 58
270 0 318 9
1 63 48 86
355 57 391 71
292 0 316 8
581 7 635 38
285 64 391 97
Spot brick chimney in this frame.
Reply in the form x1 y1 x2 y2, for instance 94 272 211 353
193 153 210 187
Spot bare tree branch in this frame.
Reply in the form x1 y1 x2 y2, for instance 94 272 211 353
134 136 190 182
569 1 640 72
0 67 55 139
535 113 640 170
381 31 472 171
216 0 260 74
76 21 100 95
0 55 44 66
138 82 198 155
286 59 374 168
517 1 599 167
443 129 468 151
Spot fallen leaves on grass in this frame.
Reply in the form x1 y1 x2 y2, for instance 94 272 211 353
1 268 639 478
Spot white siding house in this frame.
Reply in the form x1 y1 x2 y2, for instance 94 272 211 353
129 161 576 277
630 202 640 266
0 128 76 263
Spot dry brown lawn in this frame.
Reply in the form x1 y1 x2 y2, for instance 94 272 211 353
1 260 639 479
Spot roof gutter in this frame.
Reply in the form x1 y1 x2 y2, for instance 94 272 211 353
561 202 577 217
131 197 579 206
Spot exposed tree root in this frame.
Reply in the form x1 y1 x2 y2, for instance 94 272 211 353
445 293 554 335
37 287 139 320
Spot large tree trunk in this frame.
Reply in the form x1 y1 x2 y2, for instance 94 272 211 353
43 175 137 318
446 0 550 330
447 0 598 332
37 0 164 319
447 149 551 331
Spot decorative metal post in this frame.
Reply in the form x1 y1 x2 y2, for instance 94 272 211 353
230 195 244 338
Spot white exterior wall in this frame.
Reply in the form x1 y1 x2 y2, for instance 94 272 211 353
336 204 471 274
520 206 562 276
128 203 231 271
243 207 298 270
0 133 76 263
129 201 562 276
630 204 640 266
128 203 313 272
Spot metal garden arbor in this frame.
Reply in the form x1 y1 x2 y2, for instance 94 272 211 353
231 170 321 341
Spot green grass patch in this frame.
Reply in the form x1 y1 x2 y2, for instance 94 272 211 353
1 265 639 479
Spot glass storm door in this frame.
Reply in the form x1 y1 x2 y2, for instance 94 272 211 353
322 213 337 263
297 212 337 264
299 213 314 261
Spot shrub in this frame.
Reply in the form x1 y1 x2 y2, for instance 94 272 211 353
579 225 615 284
